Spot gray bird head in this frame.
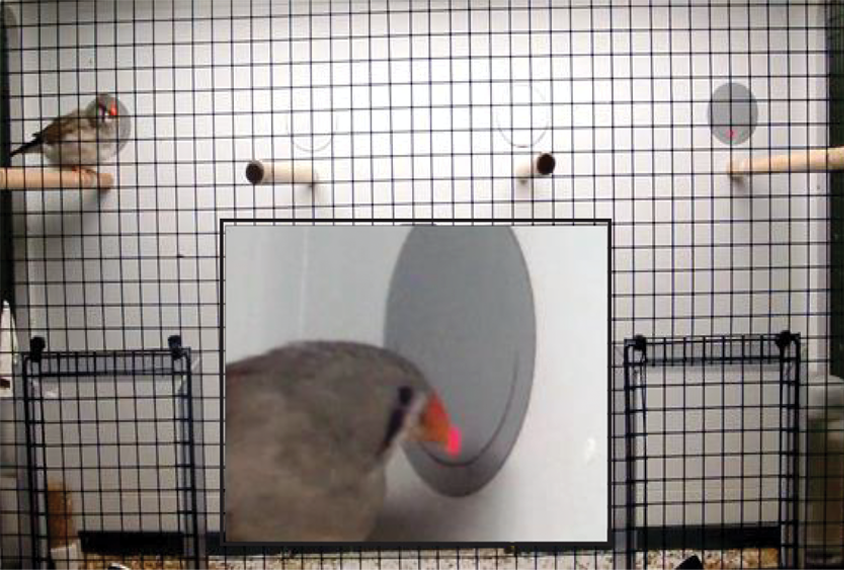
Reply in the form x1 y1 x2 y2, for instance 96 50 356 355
86 93 119 125
227 342 461 469
87 93 131 152
343 346 460 460
377 383 461 471
309 342 460 456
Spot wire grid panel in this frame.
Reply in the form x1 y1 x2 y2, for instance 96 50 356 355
0 0 833 568
21 340 200 568
4 2 829 355
623 333 801 569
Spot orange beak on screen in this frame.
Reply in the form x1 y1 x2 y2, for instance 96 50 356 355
415 392 461 457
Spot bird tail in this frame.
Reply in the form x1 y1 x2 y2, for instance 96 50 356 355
10 137 42 157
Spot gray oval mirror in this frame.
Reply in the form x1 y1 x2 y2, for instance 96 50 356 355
709 82 757 145
384 227 536 496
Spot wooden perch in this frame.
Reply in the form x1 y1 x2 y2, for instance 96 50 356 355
0 168 113 190
728 147 844 177
245 160 318 185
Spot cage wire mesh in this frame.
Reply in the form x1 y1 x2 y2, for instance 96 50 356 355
0 0 839 569
622 332 801 570
20 336 200 569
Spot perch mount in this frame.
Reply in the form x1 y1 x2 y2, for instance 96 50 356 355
245 159 318 186
517 152 556 182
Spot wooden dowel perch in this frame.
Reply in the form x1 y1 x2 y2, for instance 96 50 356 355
728 147 844 177
246 160 318 185
0 168 113 190
517 152 556 182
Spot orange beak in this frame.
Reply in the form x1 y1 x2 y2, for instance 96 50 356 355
415 393 462 457
108 102 118 117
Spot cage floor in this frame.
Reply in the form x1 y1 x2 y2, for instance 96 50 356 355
78 548 779 570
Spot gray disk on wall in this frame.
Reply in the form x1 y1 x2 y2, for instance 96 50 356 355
709 82 758 145
384 226 536 497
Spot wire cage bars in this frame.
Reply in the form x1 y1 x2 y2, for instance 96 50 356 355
10 332 809 570
21 336 201 569
0 0 838 569
622 332 802 570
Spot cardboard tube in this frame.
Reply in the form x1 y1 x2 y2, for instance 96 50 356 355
0 168 112 190
516 153 556 182
46 480 77 549
727 147 844 177
245 160 318 185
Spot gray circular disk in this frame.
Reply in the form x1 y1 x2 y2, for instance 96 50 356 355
384 227 536 497
708 82 757 145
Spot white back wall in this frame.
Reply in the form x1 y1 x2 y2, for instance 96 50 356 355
226 225 413 362
5 0 828 533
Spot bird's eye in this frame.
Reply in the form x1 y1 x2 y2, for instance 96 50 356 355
398 386 414 406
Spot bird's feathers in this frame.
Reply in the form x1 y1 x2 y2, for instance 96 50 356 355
9 112 82 157
8 137 41 157
226 342 427 480
224 341 431 543
38 110 89 145
10 94 130 168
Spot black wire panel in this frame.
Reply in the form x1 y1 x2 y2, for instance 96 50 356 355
20 338 200 569
623 332 801 570
0 0 837 569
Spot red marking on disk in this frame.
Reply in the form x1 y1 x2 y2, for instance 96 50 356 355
446 426 462 456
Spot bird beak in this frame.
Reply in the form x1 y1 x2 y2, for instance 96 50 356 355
413 392 461 457
108 103 118 117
